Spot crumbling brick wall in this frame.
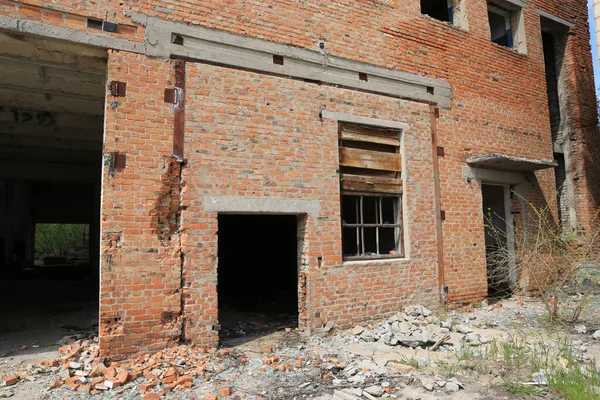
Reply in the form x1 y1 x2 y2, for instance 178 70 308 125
2 0 598 357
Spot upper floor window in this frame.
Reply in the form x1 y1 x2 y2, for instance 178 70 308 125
421 0 453 23
488 5 513 47
487 0 527 53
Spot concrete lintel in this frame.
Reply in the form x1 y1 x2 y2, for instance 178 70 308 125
467 153 558 172
203 196 320 215
320 110 410 132
463 166 529 185
127 12 452 108
0 15 144 54
490 0 526 10
537 10 575 29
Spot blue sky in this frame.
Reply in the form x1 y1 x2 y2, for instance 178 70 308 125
589 0 600 94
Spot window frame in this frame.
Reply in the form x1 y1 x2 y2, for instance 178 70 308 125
337 122 405 262
420 0 454 24
488 4 514 48
341 192 404 261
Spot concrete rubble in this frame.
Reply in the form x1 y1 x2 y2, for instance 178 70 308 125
1 297 600 399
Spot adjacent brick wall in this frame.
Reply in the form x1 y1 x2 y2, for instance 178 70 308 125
2 0 598 357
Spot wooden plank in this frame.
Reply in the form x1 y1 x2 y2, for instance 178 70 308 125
340 174 403 194
340 130 400 146
341 123 399 138
340 147 401 172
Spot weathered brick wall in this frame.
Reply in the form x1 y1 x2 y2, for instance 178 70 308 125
100 52 183 358
3 0 599 356
180 64 438 344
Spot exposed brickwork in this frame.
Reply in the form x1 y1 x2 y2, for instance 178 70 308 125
2 0 598 358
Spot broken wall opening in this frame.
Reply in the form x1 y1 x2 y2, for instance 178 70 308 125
217 214 299 344
0 31 106 353
541 18 574 233
482 184 513 298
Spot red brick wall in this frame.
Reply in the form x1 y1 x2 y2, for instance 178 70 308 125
99 52 183 358
3 0 599 357
180 64 438 344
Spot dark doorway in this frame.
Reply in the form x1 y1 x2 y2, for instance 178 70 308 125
218 214 298 343
0 32 105 354
482 184 511 298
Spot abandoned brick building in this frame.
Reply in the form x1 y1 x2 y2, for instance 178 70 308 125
0 0 599 358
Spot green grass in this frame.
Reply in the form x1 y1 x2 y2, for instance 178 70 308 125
502 382 542 396
396 356 423 369
436 361 460 378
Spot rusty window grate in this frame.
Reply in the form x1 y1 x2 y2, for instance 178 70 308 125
342 194 403 259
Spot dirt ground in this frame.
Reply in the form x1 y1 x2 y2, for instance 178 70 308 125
0 294 599 400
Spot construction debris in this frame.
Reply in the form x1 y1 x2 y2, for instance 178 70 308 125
1 297 600 399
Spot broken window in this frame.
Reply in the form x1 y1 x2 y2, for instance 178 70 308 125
487 1 526 52
488 5 513 47
338 123 404 260
421 0 453 23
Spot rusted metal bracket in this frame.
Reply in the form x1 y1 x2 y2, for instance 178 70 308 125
109 81 126 97
164 87 183 106
173 59 186 161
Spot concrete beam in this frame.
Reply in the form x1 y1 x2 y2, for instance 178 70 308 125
0 133 103 151
462 166 530 185
0 160 99 182
320 110 410 131
0 88 104 115
128 12 452 108
0 124 103 142
0 64 105 100
537 10 575 29
0 16 142 58
203 195 321 215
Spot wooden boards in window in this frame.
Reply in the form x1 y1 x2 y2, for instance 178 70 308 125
340 124 400 146
340 174 403 194
339 147 402 172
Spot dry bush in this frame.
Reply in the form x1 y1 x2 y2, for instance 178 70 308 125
484 193 600 324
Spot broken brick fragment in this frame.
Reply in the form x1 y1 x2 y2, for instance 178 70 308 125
141 381 157 392
115 369 129 384
258 344 272 354
2 376 19 386
77 384 91 393
218 387 231 397
50 379 63 389
40 360 59 367
142 392 161 400
162 375 177 385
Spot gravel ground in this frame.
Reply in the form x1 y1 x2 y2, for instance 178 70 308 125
1 294 599 400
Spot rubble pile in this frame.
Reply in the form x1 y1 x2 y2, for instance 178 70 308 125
350 305 489 349
1 298 600 399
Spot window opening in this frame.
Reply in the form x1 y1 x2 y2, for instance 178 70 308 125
338 123 404 260
488 5 513 48
421 0 453 23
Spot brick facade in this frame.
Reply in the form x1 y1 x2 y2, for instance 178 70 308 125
1 0 598 358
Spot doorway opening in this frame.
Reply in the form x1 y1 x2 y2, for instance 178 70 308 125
217 214 299 344
0 32 106 354
482 184 514 298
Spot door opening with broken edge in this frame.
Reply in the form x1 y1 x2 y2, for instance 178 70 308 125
0 32 106 354
217 214 299 345
482 184 514 298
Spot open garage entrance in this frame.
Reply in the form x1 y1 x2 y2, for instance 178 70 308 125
0 31 106 354
218 215 299 344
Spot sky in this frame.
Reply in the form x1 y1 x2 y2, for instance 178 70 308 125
588 0 600 95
